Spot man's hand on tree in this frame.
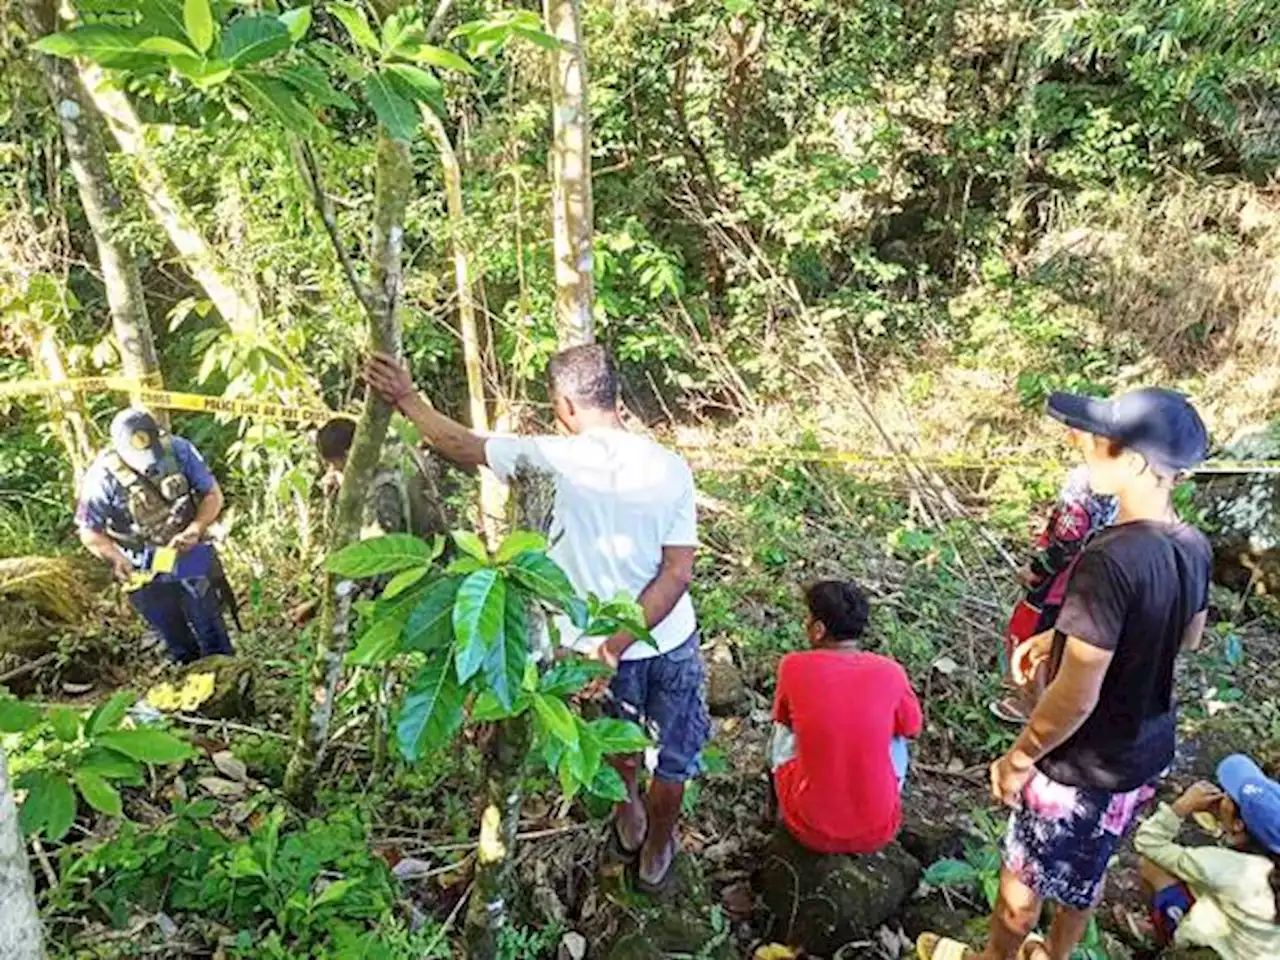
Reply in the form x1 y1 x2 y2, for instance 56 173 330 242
364 352 417 411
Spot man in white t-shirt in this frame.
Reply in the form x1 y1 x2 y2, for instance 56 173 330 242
366 344 709 894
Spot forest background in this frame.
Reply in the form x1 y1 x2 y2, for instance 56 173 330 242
1 0 1279 958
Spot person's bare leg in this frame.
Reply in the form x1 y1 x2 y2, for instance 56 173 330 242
610 753 646 851
1043 905 1093 960
1138 855 1180 897
639 776 684 884
977 867 1043 960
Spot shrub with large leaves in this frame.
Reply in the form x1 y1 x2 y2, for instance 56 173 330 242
327 530 654 801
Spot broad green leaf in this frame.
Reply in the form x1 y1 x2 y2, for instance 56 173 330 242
171 54 232 89
74 771 123 817
557 751 580 800
78 747 144 785
589 717 650 755
539 659 609 697
452 569 504 683
385 63 443 106
50 707 81 743
138 35 198 57
183 0 214 53
138 0 189 40
511 25 562 51
313 877 356 908
20 772 77 841
279 6 312 41
219 15 291 66
471 690 529 722
33 26 152 62
406 43 477 76
363 71 418 141
494 530 546 564
383 566 428 599
451 530 489 563
380 8 418 54
403 576 459 652
97 728 195 764
277 63 356 109
481 590 529 711
569 718 602 787
510 552 588 628
229 844 267 879
922 858 979 887
0 696 41 733
397 657 464 761
86 691 134 736
588 764 628 802
326 533 441 577
445 556 486 576
532 693 578 749
346 616 403 666
329 1 380 52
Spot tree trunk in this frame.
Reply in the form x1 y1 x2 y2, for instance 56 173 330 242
0 748 45 960
23 0 160 386
34 328 94 484
543 0 595 345
77 64 263 332
420 106 507 544
282 129 412 805
1008 55 1043 252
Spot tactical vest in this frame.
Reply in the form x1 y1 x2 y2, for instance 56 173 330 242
103 437 198 549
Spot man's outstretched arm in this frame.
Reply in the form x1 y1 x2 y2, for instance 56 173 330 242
365 352 487 468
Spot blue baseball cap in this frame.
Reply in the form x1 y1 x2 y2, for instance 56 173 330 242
110 408 165 476
1217 754 1280 854
1046 387 1209 473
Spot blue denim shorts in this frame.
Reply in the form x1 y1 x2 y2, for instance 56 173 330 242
607 633 711 783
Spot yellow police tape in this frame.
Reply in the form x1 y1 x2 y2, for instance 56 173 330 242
4 376 1279 473
0 376 332 423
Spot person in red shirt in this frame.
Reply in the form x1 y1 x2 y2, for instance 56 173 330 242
771 580 923 855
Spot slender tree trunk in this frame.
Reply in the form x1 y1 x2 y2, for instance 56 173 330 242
78 64 263 332
23 0 161 386
543 0 595 345
34 328 94 484
282 130 412 805
421 106 507 544
0 748 45 960
1008 54 1043 252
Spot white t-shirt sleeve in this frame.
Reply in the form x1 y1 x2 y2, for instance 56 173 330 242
663 464 699 547
484 435 555 482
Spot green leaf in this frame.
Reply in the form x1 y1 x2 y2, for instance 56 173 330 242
326 533 441 577
78 748 144 785
510 552 588 628
0 696 41 733
86 691 134 736
384 63 443 105
379 8 418 54
329 1 380 52
397 657 464 762
384 566 428 599
511 25 561 51
74 771 123 817
138 35 198 57
481 589 529 711
313 877 356 908
471 690 529 722
452 530 490 563
171 54 233 88
495 530 546 564
183 0 214 53
21 772 77 841
33 26 153 63
589 718 650 755
452 569 505 683
138 0 189 41
277 63 356 109
219 15 291 66
445 556 486 576
403 576 459 653
229 844 267 879
406 43 477 75
532 693 578 749
346 615 403 666
362 71 419 141
538 659 610 697
922 858 979 887
557 751 581 800
279 6 312 41
97 728 195 764
588 764 628 802
50 707 81 743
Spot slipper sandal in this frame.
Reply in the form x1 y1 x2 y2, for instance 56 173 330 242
603 817 644 866
634 839 679 898
915 933 974 960
989 697 1030 724
1016 934 1046 960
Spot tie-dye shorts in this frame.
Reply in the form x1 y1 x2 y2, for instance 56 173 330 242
1002 769 1157 909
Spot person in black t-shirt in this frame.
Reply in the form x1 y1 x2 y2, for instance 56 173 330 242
917 387 1211 960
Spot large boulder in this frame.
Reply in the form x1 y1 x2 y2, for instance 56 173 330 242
705 644 747 717
181 655 255 720
755 825 922 956
1194 425 1280 595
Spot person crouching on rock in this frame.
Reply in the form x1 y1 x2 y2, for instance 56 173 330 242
1133 755 1280 960
769 579 922 854
918 387 1212 960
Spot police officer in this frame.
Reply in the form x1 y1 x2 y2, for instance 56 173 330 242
76 408 234 663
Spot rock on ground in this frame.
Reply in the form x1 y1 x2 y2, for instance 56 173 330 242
597 853 735 960
182 655 254 719
754 825 922 957
1194 424 1280 595
705 644 747 717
